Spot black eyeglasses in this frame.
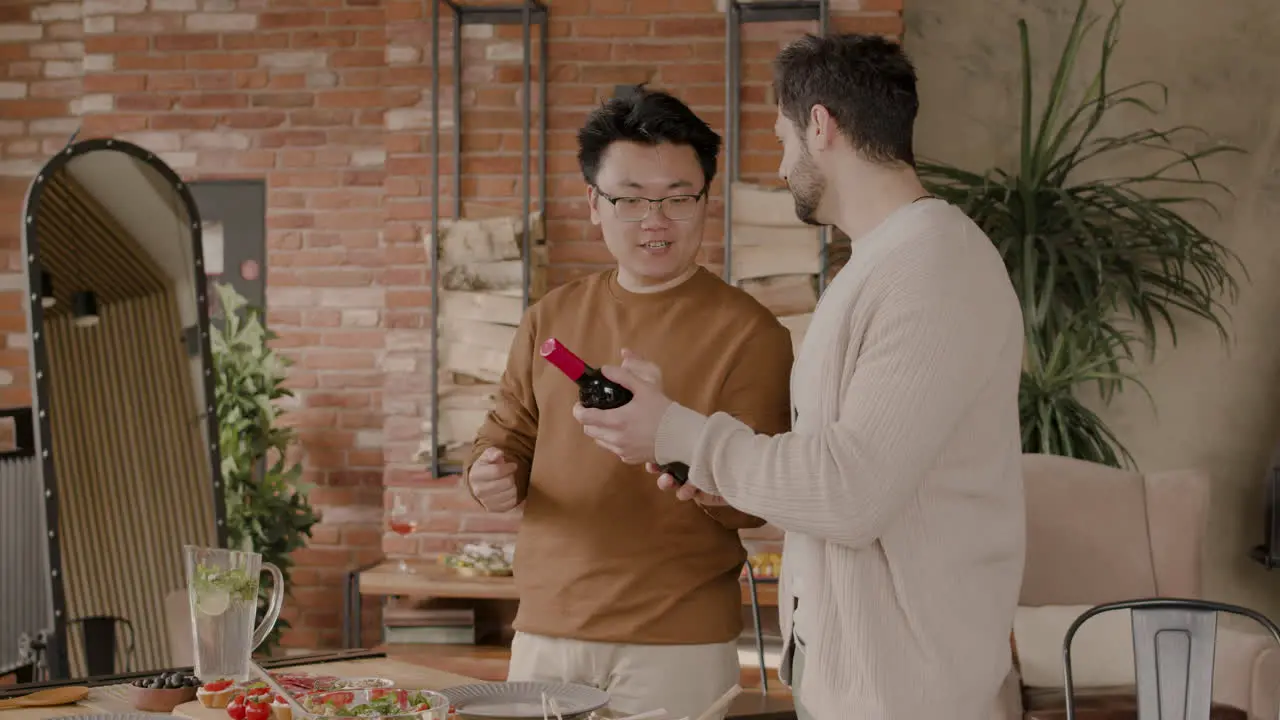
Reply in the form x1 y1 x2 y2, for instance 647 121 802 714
595 187 706 222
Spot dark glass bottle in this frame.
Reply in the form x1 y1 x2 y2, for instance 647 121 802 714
540 337 689 485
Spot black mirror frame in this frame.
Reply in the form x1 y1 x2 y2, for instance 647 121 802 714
18 137 227 681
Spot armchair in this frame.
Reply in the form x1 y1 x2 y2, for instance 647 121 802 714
998 454 1280 720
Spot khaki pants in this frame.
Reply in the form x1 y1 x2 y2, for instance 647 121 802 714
507 632 741 719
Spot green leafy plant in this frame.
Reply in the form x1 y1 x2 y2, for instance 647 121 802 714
211 282 319 655
918 0 1243 467
1018 305 1150 468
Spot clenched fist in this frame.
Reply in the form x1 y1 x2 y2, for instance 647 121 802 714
467 446 520 512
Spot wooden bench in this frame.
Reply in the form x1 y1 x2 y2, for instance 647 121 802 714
346 561 778 646
354 561 778 608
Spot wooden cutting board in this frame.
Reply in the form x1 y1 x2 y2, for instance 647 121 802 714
172 659 479 720
0 683 134 719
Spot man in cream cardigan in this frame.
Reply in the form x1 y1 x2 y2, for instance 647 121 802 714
573 33 1027 720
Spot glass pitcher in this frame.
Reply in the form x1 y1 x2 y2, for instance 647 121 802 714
184 545 284 683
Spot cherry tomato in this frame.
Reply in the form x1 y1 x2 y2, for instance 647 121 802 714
245 698 271 720
204 680 234 693
226 694 247 720
322 691 354 707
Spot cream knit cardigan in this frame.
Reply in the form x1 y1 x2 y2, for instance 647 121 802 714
655 199 1027 720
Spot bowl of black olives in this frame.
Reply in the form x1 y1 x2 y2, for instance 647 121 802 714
127 671 200 712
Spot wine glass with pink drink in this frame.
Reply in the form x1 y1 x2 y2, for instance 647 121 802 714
388 489 422 574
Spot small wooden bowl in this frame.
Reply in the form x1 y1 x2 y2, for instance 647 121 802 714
127 684 198 713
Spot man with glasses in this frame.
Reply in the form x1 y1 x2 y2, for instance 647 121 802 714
462 87 794 719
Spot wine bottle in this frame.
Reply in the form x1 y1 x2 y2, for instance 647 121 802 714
540 337 689 485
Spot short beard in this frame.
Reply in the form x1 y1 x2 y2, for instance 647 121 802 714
787 146 826 227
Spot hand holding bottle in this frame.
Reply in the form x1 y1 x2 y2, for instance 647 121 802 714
619 352 702 497
649 462 727 505
545 339 686 482
467 447 520 512
620 351 732 507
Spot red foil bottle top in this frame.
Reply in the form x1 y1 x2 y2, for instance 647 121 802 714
539 337 587 381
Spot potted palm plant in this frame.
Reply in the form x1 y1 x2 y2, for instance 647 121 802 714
917 0 1244 468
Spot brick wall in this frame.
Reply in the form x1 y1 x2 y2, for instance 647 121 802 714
0 0 903 650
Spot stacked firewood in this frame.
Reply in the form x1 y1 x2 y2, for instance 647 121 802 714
415 210 545 467
728 182 821 357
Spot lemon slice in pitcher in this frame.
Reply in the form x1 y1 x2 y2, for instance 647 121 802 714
196 586 231 616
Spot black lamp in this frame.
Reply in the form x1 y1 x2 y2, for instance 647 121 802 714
40 270 55 309
73 290 99 328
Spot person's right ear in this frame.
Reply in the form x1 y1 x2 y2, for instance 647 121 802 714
587 186 602 226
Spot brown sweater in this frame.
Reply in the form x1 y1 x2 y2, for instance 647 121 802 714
465 266 794 645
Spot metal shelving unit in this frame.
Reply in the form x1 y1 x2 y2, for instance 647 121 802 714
723 0 830 292
427 0 548 478
724 2 829 694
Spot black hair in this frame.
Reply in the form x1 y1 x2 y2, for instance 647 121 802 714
774 33 919 166
577 85 722 189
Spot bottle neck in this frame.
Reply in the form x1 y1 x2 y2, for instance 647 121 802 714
539 338 588 381
574 362 599 383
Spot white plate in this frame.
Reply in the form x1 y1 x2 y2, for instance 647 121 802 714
440 682 609 719
320 677 396 690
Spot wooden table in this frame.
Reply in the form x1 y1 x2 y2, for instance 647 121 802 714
1 653 794 720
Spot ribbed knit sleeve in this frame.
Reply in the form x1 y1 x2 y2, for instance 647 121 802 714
696 314 794 530
654 231 1022 548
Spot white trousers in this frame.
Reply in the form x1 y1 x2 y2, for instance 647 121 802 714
507 631 741 719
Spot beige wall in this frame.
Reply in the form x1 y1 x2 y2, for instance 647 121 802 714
906 0 1280 615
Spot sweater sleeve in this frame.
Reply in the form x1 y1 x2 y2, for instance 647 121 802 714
653 242 1020 547
697 317 795 531
465 311 539 507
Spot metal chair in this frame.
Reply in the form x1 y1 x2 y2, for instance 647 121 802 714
742 563 773 694
66 615 135 677
1063 598 1280 720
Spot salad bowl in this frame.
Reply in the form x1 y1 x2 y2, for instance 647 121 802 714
294 688 450 720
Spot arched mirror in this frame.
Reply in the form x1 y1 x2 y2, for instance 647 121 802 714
2 138 224 684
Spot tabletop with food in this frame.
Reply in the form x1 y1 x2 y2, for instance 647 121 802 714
440 542 516 577
0 658 740 720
